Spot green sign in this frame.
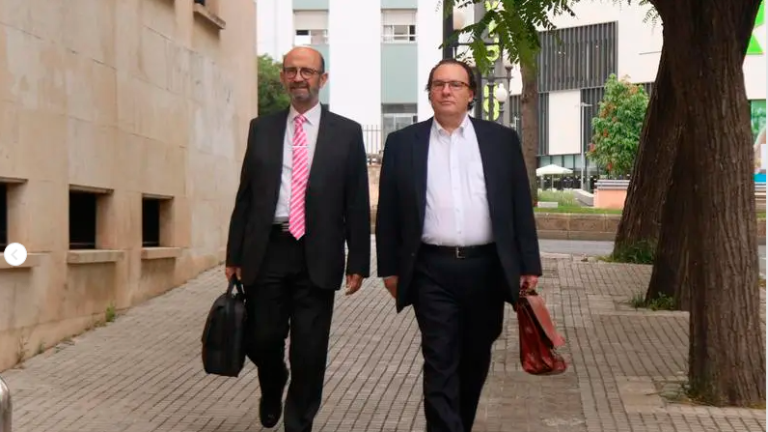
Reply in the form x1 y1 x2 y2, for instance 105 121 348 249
747 0 765 55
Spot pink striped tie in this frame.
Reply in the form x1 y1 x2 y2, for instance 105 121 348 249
289 114 309 239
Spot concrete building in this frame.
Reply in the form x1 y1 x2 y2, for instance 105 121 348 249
257 0 458 154
499 1 766 187
0 0 258 371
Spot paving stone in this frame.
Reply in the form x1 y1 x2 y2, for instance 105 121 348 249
0 242 764 431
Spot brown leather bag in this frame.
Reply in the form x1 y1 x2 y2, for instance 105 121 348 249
516 289 568 375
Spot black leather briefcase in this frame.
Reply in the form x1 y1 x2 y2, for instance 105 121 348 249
201 277 247 377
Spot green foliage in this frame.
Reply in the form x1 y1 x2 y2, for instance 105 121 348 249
629 291 676 310
439 0 574 73
258 54 290 115
587 74 649 176
438 0 654 74
607 238 656 264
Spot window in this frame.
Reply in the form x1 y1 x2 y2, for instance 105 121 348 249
0 183 6 250
294 11 328 45
142 198 161 247
382 9 417 43
295 29 328 45
382 25 416 42
142 195 173 247
537 21 618 92
69 190 98 250
382 103 418 140
192 0 225 30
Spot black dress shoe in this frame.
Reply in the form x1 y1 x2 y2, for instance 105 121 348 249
259 366 288 428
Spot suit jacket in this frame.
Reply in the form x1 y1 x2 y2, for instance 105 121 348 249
226 105 371 289
375 116 542 312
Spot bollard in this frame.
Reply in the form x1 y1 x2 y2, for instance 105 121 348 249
0 374 10 432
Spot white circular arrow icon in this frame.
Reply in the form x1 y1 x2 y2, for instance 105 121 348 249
4 243 27 266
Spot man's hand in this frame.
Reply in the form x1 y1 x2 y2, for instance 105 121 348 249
520 275 539 291
345 274 364 295
225 266 241 282
383 276 398 299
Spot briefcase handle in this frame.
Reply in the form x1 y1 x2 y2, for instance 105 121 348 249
226 276 245 297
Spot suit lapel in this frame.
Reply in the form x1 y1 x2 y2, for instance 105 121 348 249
266 109 290 207
308 105 335 189
413 119 433 226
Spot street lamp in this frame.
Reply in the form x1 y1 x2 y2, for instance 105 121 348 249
493 83 508 125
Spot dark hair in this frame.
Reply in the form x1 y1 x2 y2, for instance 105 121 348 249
424 58 477 110
282 47 326 73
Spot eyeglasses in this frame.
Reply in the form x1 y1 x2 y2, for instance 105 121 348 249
430 80 470 91
283 67 322 79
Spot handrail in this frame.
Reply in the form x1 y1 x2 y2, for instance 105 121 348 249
0 374 10 432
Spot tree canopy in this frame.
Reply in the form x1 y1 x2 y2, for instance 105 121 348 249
588 74 649 176
441 0 655 72
257 54 290 116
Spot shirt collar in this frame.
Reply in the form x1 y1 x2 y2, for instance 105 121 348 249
289 102 322 126
433 113 472 137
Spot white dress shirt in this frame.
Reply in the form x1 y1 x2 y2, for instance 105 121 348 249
421 115 494 247
274 103 322 220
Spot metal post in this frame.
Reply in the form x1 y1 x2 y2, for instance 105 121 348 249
442 1 454 59
579 105 584 190
0 374 11 432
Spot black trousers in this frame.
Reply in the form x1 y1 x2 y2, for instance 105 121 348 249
244 227 335 432
411 244 505 432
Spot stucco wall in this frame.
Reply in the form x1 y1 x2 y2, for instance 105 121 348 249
0 0 257 371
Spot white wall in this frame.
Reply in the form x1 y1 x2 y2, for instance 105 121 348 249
548 90 582 155
416 0 443 121
256 0 293 59
501 0 767 158
745 22 766 100
328 0 381 125
508 1 765 97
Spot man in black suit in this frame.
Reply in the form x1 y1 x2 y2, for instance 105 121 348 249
375 59 542 432
225 46 370 432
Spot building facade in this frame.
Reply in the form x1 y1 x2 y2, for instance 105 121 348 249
500 1 766 187
257 0 452 154
0 0 258 371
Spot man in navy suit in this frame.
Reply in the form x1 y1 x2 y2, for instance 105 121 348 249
375 58 542 432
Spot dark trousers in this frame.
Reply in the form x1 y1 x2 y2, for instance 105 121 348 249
411 244 505 432
244 228 336 432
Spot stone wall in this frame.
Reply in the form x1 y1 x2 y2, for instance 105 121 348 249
0 0 258 371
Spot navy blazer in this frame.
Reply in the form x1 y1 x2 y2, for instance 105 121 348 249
375 116 542 312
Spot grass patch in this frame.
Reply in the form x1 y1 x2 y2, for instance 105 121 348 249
629 291 676 310
538 190 579 206
534 206 622 214
660 380 767 409
603 240 656 264
106 302 116 323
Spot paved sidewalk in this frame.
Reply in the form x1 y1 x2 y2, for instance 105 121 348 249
2 249 765 432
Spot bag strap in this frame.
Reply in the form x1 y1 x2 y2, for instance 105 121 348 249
226 276 245 297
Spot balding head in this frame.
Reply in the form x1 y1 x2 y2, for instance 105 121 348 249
282 46 325 73
280 46 328 112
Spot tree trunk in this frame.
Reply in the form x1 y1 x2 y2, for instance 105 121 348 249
647 137 691 310
644 46 688 308
520 62 539 205
654 0 765 406
613 47 677 257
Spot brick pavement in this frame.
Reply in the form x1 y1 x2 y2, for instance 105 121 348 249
1 245 765 432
